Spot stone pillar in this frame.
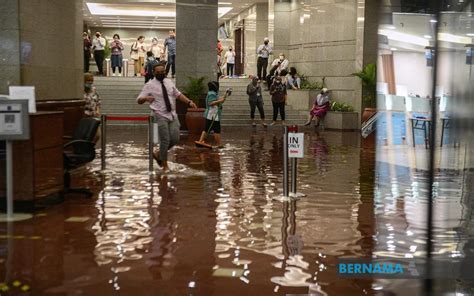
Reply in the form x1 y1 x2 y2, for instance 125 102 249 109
176 0 218 89
0 0 83 100
255 3 269 51
273 0 291 57
0 0 21 94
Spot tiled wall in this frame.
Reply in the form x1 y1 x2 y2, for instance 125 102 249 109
286 0 360 111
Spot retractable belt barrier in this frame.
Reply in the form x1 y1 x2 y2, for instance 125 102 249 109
100 115 154 172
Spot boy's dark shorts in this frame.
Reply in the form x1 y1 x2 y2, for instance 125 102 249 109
205 119 221 134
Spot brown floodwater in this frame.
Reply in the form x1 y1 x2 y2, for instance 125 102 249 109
0 126 472 295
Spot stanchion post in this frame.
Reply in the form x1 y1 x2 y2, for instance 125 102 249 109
283 126 289 197
289 125 298 195
101 115 107 170
6 140 13 218
148 115 154 172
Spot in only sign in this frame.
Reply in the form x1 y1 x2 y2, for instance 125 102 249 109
288 133 304 158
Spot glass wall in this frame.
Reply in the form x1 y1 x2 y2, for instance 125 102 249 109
375 0 474 294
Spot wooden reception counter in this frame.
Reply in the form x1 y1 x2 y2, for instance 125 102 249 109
0 111 64 209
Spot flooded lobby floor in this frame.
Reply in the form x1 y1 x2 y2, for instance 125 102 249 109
1 126 473 295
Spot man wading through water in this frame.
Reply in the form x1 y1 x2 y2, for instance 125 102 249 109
137 63 197 171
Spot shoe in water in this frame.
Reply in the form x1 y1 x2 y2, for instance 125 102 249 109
270 122 276 126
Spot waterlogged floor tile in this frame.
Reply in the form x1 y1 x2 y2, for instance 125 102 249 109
212 268 244 278
65 217 90 222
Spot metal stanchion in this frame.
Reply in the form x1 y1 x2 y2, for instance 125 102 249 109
291 157 297 194
101 115 107 170
283 126 289 197
148 115 154 172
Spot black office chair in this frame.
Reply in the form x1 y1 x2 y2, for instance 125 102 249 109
63 117 100 197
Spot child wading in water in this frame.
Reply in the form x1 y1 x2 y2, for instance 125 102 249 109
196 81 231 148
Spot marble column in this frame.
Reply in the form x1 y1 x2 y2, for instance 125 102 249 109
273 0 291 57
0 0 83 100
175 0 218 89
255 3 269 53
0 0 21 94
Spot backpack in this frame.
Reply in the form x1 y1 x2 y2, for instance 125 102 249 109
146 58 159 75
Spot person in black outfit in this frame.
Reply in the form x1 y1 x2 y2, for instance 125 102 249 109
269 76 287 125
246 77 266 127
83 32 92 73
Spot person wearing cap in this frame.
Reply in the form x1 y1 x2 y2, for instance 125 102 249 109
305 88 331 127
256 37 273 81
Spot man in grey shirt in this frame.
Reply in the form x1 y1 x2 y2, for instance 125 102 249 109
256 37 273 81
164 30 177 78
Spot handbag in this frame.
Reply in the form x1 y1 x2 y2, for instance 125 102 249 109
130 42 139 60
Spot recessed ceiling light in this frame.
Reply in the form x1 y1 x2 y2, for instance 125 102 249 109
424 35 432 39
390 48 397 51
430 19 437 23
467 33 474 36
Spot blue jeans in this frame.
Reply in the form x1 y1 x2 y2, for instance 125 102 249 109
166 54 176 76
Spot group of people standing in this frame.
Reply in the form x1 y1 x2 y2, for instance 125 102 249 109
246 37 329 127
83 30 177 78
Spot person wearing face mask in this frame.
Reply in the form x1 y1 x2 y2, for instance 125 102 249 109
266 53 289 87
92 32 106 75
149 37 164 62
224 46 236 77
247 77 266 127
305 88 330 127
269 76 287 125
110 34 124 76
137 63 197 171
256 37 273 81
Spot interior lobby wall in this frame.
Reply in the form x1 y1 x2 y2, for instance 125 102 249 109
0 0 21 95
392 51 463 97
89 27 170 60
287 0 360 112
18 0 83 101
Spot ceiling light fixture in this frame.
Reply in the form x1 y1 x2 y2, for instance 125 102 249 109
87 3 231 19
424 35 432 39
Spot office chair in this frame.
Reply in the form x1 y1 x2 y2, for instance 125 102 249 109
63 117 100 197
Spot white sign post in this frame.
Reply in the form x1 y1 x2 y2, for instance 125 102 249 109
288 133 304 158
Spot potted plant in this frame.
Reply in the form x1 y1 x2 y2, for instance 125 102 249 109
324 101 359 130
353 63 376 122
182 76 206 134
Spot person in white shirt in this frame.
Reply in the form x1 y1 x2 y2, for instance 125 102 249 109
131 36 146 76
224 46 236 77
256 37 273 81
92 31 106 75
266 53 289 86
149 37 165 62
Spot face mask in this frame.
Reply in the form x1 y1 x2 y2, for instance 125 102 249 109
155 73 166 81
96 34 100 38
264 41 269 45
229 49 233 51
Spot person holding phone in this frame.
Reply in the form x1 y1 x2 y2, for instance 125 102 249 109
110 34 124 76
92 31 106 75
131 36 146 76
247 76 266 127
